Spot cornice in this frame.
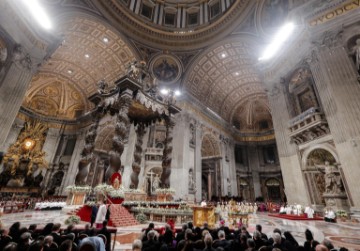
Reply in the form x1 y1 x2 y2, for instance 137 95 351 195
92 0 254 50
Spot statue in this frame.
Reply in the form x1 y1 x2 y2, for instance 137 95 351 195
152 175 160 190
227 178 232 195
316 161 344 194
97 79 108 94
351 38 360 71
188 170 195 191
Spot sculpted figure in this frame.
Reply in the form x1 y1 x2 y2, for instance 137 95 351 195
316 161 344 194
152 175 160 190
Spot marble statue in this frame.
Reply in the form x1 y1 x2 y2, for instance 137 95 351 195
188 169 195 191
316 161 343 194
227 178 231 195
153 175 160 190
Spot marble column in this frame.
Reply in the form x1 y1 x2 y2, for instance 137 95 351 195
195 123 202 202
267 84 309 205
247 145 261 197
173 114 189 199
308 41 360 213
0 46 33 150
61 130 86 194
207 171 212 200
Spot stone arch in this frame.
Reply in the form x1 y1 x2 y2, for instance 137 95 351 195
201 133 221 158
265 177 281 201
301 144 350 211
301 143 339 169
142 165 162 195
201 132 222 200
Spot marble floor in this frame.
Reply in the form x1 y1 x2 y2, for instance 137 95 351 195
1 211 360 251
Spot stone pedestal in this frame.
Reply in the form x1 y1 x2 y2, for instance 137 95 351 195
66 192 86 206
323 193 349 212
156 193 173 202
124 191 147 201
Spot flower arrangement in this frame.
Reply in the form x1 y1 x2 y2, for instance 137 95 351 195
64 215 80 225
135 212 148 223
65 185 92 193
122 201 186 207
94 184 113 193
155 188 176 195
336 210 348 218
107 189 125 198
85 201 96 207
124 188 145 194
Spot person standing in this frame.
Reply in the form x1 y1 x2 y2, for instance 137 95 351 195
95 200 107 229
91 204 99 228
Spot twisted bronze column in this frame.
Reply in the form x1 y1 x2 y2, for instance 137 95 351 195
104 93 132 184
75 120 99 185
130 124 146 188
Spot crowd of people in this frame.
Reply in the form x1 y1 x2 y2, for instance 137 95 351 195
133 222 348 251
0 220 112 251
0 195 67 212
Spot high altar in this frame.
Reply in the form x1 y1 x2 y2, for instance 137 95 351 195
193 206 216 228
73 60 180 193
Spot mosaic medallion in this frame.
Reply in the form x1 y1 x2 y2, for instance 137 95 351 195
150 54 182 84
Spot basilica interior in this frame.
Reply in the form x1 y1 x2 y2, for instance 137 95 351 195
1 0 360 250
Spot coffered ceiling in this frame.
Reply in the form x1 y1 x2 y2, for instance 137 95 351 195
23 16 137 119
17 0 294 136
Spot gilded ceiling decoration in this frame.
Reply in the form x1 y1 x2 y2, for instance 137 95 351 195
201 133 221 158
149 54 182 85
23 73 90 119
23 17 137 119
183 38 265 123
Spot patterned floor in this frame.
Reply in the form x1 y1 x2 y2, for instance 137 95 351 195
1 211 359 250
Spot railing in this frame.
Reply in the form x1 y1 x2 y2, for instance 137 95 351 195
288 107 330 145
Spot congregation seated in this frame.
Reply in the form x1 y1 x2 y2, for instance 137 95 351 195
130 222 349 251
0 220 117 251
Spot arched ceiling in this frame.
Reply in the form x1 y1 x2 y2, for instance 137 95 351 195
183 37 266 130
231 95 273 133
23 16 137 119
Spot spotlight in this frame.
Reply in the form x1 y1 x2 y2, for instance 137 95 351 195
21 0 52 30
258 22 295 61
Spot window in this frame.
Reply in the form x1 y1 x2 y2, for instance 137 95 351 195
233 120 240 130
264 146 276 164
235 145 244 164
64 138 77 156
164 13 176 26
259 120 269 130
141 4 153 20
210 1 221 19
188 12 198 26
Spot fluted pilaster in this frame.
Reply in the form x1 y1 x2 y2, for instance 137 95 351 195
309 43 360 209
0 46 33 150
267 84 309 204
